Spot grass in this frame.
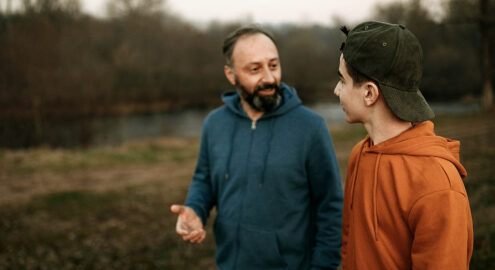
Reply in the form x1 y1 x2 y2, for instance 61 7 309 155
0 112 494 269
0 138 198 174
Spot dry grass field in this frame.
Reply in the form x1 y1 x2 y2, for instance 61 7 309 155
1 112 494 269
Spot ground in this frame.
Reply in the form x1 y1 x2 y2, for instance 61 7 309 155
0 112 494 269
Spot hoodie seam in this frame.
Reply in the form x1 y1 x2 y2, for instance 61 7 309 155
407 189 468 222
365 140 448 155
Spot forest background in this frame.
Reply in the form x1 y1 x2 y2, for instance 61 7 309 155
0 0 494 148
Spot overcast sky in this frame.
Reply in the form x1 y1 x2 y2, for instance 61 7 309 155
82 0 419 26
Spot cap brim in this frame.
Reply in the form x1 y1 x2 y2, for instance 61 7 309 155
379 83 435 122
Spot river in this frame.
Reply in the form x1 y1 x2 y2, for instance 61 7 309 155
0 102 480 149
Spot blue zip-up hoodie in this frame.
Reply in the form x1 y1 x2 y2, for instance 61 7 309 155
185 83 343 270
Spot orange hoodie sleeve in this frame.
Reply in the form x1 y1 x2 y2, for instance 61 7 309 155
408 188 473 270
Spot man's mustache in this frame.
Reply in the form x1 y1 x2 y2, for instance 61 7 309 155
254 83 279 92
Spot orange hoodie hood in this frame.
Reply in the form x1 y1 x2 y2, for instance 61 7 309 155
364 121 467 178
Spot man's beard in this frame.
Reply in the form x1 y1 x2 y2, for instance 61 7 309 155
236 80 282 112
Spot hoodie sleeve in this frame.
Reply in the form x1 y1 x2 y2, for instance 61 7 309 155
306 119 344 270
184 118 216 226
408 160 473 270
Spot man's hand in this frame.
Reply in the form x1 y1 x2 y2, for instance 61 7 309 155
170 205 206 243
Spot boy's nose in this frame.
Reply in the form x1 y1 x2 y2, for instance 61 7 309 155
334 82 341 96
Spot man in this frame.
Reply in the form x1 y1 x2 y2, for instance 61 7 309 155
334 21 473 269
171 25 343 269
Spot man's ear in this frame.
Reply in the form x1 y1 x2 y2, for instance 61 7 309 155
224 65 236 86
363 81 380 106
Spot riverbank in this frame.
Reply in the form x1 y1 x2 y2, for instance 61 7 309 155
1 112 494 269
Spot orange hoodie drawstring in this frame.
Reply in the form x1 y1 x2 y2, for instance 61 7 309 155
373 153 382 241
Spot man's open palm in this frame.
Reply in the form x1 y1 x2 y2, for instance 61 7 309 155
170 205 206 243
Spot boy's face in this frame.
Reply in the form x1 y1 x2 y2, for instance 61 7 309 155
334 54 366 123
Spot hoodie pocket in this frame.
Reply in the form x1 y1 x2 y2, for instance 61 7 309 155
237 225 288 270
214 219 237 269
214 218 288 270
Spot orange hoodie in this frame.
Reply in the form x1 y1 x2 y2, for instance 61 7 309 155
341 121 473 270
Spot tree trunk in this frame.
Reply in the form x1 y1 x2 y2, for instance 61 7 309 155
480 0 494 111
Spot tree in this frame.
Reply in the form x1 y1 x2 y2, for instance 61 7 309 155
446 0 494 109
106 0 164 18
480 0 494 110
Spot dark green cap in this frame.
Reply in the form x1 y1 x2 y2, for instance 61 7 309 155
342 21 434 122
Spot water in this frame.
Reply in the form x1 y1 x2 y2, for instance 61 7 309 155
0 102 480 148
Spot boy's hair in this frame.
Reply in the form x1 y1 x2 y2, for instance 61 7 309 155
345 61 376 87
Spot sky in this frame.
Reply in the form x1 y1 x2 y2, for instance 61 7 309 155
81 0 411 26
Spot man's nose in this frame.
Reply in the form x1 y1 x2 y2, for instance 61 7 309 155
261 68 276 84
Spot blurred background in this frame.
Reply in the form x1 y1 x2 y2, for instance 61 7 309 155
0 0 494 269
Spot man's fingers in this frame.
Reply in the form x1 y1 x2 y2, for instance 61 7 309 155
176 226 188 235
170 204 186 214
183 229 205 242
182 230 201 241
172 205 205 242
195 231 206 243
185 234 200 242
189 230 206 243
176 227 206 243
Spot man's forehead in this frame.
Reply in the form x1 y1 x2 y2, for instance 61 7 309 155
236 33 273 46
245 56 279 65
233 34 278 55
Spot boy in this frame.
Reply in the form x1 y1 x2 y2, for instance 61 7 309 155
334 21 473 269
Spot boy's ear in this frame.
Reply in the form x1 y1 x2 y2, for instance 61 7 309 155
224 65 236 86
363 81 380 106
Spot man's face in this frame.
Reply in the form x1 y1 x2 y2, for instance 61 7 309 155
334 54 366 123
225 33 282 112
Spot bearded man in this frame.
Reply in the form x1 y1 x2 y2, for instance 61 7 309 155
171 25 343 270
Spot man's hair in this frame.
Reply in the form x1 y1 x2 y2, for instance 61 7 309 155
340 25 377 87
222 25 277 67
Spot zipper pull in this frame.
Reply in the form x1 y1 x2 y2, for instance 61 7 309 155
251 120 256 130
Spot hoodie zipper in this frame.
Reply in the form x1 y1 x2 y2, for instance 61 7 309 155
235 121 256 268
